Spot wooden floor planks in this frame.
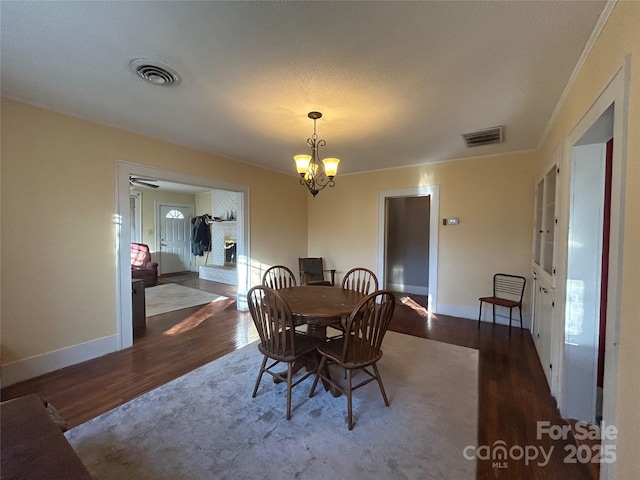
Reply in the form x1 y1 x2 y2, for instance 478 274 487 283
1 279 592 479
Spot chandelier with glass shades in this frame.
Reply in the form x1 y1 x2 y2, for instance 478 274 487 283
294 111 340 197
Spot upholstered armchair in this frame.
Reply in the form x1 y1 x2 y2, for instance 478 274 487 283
131 243 158 287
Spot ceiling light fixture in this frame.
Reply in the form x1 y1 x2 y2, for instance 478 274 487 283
294 112 340 197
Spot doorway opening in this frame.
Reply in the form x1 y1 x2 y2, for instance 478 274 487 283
116 161 250 351
554 61 629 480
378 186 439 313
562 105 612 425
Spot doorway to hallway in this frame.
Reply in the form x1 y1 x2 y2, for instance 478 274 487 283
378 186 439 313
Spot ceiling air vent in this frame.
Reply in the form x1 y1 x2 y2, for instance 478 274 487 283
462 126 504 148
130 59 181 87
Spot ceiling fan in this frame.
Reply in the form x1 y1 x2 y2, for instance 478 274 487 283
129 176 159 189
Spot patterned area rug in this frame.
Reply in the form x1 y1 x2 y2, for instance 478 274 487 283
144 283 226 317
66 332 478 479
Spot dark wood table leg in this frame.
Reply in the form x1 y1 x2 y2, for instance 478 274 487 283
273 323 341 397
305 324 341 397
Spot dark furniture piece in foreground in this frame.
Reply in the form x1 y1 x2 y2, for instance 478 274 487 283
131 242 158 287
310 290 396 430
478 273 526 331
247 286 321 420
1 394 92 480
132 278 146 331
298 257 335 286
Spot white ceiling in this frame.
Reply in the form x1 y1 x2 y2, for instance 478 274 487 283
1 1 608 177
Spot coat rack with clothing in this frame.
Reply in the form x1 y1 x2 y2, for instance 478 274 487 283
191 214 212 258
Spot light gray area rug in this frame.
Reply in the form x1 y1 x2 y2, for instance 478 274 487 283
144 283 227 317
66 332 478 479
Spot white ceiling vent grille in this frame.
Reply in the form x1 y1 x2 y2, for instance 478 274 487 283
462 126 504 148
130 59 181 87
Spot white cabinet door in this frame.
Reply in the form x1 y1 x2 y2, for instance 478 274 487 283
533 278 554 386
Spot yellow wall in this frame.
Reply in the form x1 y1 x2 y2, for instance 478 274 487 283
534 3 640 477
1 2 638 473
308 152 538 313
0 98 308 364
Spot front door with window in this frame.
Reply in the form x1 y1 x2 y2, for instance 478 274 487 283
158 204 193 275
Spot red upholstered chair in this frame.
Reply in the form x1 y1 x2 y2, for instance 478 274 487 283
130 243 158 287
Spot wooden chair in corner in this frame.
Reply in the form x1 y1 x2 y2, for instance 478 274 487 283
298 257 336 286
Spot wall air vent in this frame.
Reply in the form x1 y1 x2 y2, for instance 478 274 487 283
130 59 181 87
462 126 504 148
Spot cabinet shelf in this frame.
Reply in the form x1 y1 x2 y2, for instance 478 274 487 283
533 163 557 281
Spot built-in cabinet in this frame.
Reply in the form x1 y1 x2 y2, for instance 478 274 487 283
531 272 554 385
531 150 559 389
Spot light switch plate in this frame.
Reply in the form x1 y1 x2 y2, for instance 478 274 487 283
447 217 459 225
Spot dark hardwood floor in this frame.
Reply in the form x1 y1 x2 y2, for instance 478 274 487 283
1 279 592 479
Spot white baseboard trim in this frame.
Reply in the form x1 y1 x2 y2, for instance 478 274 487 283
0 334 119 388
437 303 531 329
386 283 429 295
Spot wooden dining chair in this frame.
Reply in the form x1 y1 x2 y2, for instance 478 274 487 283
478 273 526 332
247 286 320 420
328 267 380 341
298 257 336 286
262 265 297 290
342 267 379 295
309 290 396 430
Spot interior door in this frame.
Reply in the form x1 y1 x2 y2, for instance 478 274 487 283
384 195 430 296
158 204 193 275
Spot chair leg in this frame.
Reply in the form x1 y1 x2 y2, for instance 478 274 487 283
309 356 327 398
478 301 483 327
372 363 390 406
252 356 268 398
346 368 353 430
492 304 496 324
508 307 513 335
519 306 523 331
286 362 293 420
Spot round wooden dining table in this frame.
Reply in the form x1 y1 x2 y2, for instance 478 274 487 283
276 286 366 396
277 285 366 339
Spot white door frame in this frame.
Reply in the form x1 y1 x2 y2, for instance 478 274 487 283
155 202 194 274
377 185 439 313
115 161 251 350
555 58 629 480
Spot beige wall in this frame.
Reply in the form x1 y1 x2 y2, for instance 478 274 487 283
0 98 308 364
308 152 538 314
1 2 638 473
534 3 640 477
